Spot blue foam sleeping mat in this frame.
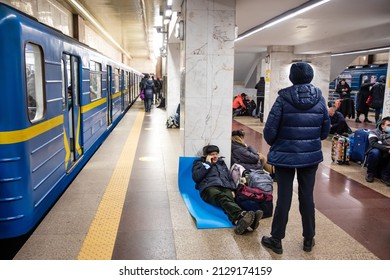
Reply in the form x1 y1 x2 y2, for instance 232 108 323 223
178 156 233 229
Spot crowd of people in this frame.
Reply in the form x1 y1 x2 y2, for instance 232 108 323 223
189 62 388 256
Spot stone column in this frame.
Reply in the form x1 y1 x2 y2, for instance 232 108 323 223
182 0 236 163
263 46 331 122
380 50 390 117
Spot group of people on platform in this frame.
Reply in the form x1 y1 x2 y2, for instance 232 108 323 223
232 76 266 122
191 62 389 256
334 76 386 124
139 74 163 112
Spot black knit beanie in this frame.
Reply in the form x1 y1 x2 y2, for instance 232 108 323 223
289 62 314 85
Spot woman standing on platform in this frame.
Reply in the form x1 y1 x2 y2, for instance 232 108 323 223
261 62 330 254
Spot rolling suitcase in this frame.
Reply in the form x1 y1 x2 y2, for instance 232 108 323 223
331 134 350 164
350 128 370 164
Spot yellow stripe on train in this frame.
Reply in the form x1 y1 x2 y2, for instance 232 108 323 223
0 115 64 145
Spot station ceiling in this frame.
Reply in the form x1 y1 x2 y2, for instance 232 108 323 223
66 0 390 78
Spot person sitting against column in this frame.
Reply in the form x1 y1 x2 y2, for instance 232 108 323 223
328 106 351 135
231 129 265 171
365 116 390 187
192 144 263 234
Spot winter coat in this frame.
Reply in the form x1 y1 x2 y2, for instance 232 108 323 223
255 78 265 97
232 95 246 109
144 79 156 99
263 84 330 168
231 141 262 170
336 82 351 99
369 81 385 109
356 82 374 113
192 157 236 194
330 111 346 130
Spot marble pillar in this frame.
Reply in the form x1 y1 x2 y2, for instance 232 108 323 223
380 50 390 117
183 0 236 164
263 46 331 122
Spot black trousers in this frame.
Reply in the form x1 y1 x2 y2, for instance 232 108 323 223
271 164 318 240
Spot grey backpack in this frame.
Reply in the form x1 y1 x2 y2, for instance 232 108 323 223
248 169 273 193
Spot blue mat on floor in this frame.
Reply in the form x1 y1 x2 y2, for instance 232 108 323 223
178 156 233 229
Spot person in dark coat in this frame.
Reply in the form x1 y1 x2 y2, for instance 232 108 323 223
261 62 330 254
192 145 263 234
369 75 386 123
335 79 351 99
328 106 350 135
231 129 265 170
143 78 156 112
255 77 265 122
355 79 374 123
365 116 390 187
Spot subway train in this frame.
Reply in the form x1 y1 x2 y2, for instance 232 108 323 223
329 63 387 103
0 3 142 239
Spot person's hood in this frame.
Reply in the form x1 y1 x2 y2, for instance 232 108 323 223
279 84 322 110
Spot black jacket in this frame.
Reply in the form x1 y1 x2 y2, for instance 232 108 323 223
192 157 236 194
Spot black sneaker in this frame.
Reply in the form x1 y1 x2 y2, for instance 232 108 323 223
234 211 255 235
303 238 315 252
365 174 374 183
248 210 263 231
261 236 283 254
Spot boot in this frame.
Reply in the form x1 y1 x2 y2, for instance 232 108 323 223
355 118 361 123
364 118 372 123
261 236 283 254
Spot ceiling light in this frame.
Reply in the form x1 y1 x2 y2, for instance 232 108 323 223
167 0 173 5
235 0 331 42
69 0 131 59
331 46 390 56
165 7 172 17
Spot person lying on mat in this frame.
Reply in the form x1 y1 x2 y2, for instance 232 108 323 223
192 144 263 234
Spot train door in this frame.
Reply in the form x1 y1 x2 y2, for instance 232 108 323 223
62 54 83 171
107 65 113 126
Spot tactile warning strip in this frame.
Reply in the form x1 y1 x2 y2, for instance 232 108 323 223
77 111 144 260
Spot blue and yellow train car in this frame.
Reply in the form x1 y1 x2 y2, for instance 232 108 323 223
0 3 142 239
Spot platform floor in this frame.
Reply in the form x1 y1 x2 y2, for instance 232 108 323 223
9 100 390 260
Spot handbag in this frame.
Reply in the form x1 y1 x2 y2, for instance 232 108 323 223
140 90 145 100
366 95 372 106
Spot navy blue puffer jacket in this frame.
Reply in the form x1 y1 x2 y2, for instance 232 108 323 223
264 84 330 168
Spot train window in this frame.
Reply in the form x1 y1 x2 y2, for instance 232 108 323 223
114 68 121 93
25 43 45 122
90 60 102 101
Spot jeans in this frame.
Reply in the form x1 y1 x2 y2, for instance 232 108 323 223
366 148 390 179
144 98 152 112
271 164 318 240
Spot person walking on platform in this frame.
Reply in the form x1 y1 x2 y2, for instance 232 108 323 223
261 62 330 254
143 77 156 113
192 145 263 234
355 79 374 123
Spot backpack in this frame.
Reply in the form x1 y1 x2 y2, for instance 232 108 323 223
166 115 179 128
248 169 273 193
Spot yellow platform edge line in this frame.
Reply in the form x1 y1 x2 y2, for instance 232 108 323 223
77 110 144 260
